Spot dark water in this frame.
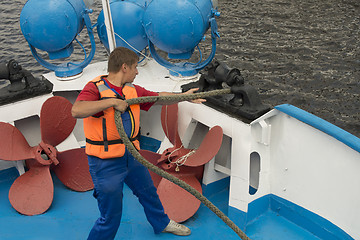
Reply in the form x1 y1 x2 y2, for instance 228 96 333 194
0 0 359 137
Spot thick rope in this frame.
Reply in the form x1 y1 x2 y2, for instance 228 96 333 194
125 88 231 105
115 88 250 240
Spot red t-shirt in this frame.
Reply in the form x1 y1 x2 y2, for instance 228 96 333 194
76 78 159 116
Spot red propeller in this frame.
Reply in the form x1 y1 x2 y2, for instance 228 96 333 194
0 96 93 215
140 104 223 222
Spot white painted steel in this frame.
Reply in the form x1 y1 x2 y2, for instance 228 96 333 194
0 94 53 123
2 59 359 239
265 112 360 239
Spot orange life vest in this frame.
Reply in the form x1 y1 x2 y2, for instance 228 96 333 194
83 76 140 159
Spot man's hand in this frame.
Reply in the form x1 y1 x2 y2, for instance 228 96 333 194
112 98 128 113
182 88 206 104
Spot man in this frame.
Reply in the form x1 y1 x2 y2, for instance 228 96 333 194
71 47 205 240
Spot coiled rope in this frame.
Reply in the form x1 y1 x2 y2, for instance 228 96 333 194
115 88 251 240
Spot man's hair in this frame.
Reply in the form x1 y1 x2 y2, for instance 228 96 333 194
108 47 139 73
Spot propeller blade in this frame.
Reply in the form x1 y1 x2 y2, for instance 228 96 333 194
161 104 182 147
40 96 76 147
8 160 53 216
185 126 223 167
53 148 93 192
139 149 162 187
0 122 34 161
164 164 205 182
157 174 202 223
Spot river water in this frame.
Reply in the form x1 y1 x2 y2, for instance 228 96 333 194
0 0 359 137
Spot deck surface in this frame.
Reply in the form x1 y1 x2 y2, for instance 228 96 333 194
0 167 323 240
0 167 238 240
246 210 321 240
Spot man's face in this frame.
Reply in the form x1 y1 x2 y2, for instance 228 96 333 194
124 62 138 83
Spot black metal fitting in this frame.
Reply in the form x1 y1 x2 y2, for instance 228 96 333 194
181 60 270 121
0 60 53 105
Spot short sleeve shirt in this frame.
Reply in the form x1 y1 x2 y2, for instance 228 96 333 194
76 77 159 116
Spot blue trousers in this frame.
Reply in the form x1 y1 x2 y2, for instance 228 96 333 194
87 150 170 240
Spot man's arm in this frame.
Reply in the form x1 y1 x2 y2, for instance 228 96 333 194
155 88 206 105
71 98 128 119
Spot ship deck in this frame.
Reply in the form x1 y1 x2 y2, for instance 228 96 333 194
0 166 328 240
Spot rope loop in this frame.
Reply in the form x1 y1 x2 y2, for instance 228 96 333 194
167 146 196 172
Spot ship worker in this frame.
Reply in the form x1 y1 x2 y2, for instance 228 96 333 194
71 46 205 240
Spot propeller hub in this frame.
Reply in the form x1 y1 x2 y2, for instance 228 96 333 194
34 141 59 166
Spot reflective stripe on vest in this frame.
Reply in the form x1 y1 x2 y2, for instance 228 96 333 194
83 76 141 159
